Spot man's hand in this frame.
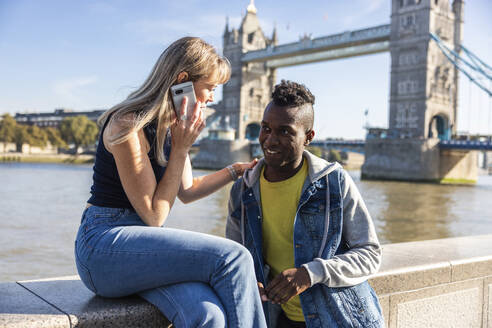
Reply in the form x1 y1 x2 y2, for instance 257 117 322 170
265 267 311 304
257 282 269 302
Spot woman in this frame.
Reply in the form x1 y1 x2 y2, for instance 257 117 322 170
75 37 266 328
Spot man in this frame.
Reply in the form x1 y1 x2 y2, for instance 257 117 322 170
226 80 384 328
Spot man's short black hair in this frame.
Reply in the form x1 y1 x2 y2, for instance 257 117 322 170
272 80 315 107
271 80 315 131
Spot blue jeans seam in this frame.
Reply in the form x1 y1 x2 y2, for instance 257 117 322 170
75 251 98 294
212 254 244 327
86 241 231 258
159 287 189 328
226 280 240 327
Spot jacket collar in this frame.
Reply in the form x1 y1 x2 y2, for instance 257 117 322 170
242 150 341 188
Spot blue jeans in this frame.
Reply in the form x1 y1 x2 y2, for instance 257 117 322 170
75 206 267 328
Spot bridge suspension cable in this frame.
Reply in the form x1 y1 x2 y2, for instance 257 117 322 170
430 33 492 97
460 44 492 79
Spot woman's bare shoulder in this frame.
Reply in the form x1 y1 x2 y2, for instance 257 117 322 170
103 114 148 154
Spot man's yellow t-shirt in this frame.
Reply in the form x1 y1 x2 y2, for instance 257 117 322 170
260 159 308 322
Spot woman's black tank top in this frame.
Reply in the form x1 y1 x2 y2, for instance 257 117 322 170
87 118 171 210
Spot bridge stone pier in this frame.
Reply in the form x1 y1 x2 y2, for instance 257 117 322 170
363 138 477 183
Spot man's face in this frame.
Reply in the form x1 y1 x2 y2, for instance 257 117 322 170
259 103 310 169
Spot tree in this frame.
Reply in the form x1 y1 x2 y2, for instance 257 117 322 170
0 114 17 149
27 125 49 148
327 149 342 163
14 124 30 152
59 115 99 151
306 146 322 157
45 127 68 149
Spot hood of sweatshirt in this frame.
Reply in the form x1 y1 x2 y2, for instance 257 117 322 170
242 150 341 188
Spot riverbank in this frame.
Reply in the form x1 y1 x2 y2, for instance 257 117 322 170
0 151 362 169
0 153 94 164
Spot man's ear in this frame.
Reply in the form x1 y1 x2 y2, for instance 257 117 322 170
176 72 189 83
304 130 315 146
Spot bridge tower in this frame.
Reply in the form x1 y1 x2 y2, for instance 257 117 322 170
222 1 277 140
192 1 277 169
388 0 463 140
362 0 475 183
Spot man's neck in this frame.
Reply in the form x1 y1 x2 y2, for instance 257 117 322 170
263 157 304 182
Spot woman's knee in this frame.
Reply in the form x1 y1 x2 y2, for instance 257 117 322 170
190 301 227 328
222 241 255 272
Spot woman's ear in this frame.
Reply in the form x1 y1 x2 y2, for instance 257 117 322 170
177 72 189 83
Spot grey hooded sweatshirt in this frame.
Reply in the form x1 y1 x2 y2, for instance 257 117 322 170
226 150 382 287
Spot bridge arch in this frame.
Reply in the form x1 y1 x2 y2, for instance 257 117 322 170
245 122 261 141
428 114 450 140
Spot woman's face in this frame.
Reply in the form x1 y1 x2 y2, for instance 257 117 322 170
193 77 217 106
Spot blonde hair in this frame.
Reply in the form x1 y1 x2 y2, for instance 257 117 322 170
98 37 231 165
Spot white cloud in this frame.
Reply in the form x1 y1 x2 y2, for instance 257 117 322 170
52 76 98 105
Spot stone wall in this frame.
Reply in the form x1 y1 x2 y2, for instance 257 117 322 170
0 142 16 153
0 142 58 155
1 235 491 327
370 234 492 327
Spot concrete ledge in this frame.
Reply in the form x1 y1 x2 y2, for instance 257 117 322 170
0 281 69 328
1 235 492 327
369 234 492 328
370 234 492 294
0 277 171 328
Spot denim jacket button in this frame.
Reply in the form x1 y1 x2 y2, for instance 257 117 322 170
249 193 253 196
295 244 301 248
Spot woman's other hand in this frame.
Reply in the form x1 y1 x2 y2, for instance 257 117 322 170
171 97 205 152
232 158 258 178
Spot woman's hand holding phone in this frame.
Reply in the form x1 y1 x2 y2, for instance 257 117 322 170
170 96 205 153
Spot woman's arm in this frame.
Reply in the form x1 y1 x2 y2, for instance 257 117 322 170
108 99 205 227
178 158 257 204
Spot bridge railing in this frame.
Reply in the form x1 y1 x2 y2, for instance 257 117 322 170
439 139 492 150
310 140 366 147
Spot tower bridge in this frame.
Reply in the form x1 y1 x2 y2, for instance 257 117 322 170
193 0 490 183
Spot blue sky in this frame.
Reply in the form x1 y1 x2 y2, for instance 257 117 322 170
0 0 491 139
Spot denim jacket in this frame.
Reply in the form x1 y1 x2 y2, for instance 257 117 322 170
226 151 385 328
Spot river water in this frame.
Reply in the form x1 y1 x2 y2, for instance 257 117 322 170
1 162 491 282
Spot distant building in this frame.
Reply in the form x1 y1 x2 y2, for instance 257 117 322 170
15 108 106 128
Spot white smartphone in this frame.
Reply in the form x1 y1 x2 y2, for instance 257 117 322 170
170 81 197 120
